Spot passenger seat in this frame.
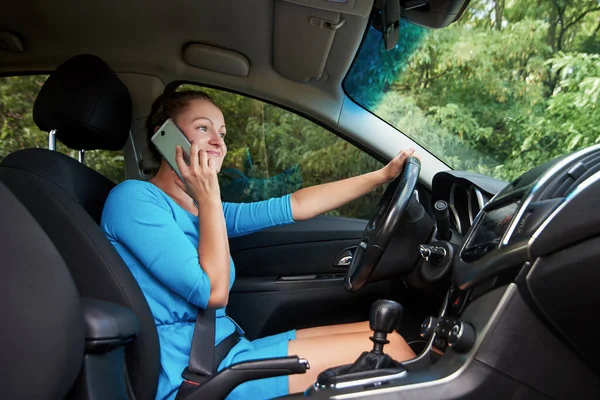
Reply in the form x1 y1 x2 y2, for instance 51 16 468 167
0 180 85 399
0 54 160 400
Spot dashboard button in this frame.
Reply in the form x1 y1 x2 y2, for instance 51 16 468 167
450 325 460 336
447 321 476 353
420 316 437 340
433 337 446 350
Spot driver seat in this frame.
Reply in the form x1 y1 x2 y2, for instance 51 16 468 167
0 54 308 400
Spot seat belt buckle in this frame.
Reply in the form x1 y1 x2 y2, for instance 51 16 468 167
182 367 209 385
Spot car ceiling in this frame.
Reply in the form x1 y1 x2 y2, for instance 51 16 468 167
1 0 374 129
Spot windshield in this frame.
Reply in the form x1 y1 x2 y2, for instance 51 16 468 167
344 0 600 182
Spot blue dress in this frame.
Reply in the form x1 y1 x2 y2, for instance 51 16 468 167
101 180 297 400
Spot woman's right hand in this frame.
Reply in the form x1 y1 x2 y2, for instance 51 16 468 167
174 141 221 205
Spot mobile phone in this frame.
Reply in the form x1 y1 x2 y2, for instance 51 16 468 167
151 118 191 181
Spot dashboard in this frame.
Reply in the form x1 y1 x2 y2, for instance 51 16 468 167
448 183 483 235
431 171 505 237
427 151 596 295
421 143 600 376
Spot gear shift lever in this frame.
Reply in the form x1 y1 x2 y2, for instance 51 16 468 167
370 299 403 354
316 299 406 387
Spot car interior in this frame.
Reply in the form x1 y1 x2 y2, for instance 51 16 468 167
2 0 600 399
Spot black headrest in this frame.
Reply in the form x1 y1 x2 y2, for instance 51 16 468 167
33 54 132 151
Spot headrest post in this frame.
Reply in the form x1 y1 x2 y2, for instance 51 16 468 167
78 149 85 164
48 130 57 151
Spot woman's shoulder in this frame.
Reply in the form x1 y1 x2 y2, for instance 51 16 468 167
110 179 159 195
112 178 154 191
106 179 167 209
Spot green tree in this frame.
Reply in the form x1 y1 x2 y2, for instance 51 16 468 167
0 75 48 159
345 0 600 182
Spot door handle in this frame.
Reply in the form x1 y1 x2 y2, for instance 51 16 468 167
333 246 356 268
336 255 353 266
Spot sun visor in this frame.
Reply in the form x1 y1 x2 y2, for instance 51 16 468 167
273 0 347 83
183 44 250 77
281 0 372 16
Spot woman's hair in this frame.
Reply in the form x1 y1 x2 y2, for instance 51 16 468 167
146 90 217 163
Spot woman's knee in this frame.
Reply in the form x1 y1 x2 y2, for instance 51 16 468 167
296 320 371 339
386 331 416 360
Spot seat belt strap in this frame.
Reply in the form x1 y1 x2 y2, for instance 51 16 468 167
188 307 216 376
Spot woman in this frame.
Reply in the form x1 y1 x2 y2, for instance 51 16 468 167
101 91 417 400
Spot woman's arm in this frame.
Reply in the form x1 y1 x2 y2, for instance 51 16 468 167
101 181 214 310
176 143 230 307
290 148 416 221
222 196 294 238
196 198 230 307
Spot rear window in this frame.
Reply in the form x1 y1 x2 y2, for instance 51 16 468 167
0 75 125 183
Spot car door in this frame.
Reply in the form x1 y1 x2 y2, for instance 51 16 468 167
176 84 433 339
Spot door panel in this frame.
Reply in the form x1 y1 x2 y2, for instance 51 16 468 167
228 215 381 338
228 278 396 340
229 215 367 255
226 212 433 339
232 239 357 279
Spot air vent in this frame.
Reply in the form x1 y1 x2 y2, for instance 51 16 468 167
540 152 600 199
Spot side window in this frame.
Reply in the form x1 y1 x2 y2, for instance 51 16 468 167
0 75 126 183
177 85 385 220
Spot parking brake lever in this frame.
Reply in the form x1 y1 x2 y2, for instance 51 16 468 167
187 356 309 399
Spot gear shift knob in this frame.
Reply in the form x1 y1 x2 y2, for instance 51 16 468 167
369 300 403 354
370 299 403 333
315 299 406 385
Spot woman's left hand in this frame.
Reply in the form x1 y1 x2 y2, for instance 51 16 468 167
380 148 419 183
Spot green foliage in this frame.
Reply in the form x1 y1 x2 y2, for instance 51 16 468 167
346 0 600 182
0 75 125 183
0 75 47 157
344 20 428 109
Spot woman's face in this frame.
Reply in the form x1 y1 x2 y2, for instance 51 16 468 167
174 99 227 172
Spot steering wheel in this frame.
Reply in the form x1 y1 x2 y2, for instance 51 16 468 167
344 156 421 292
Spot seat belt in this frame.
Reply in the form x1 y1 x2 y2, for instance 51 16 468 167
188 307 216 376
175 308 240 399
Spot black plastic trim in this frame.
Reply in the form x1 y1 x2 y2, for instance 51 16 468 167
525 237 600 377
81 297 140 340
453 240 528 290
229 216 367 254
